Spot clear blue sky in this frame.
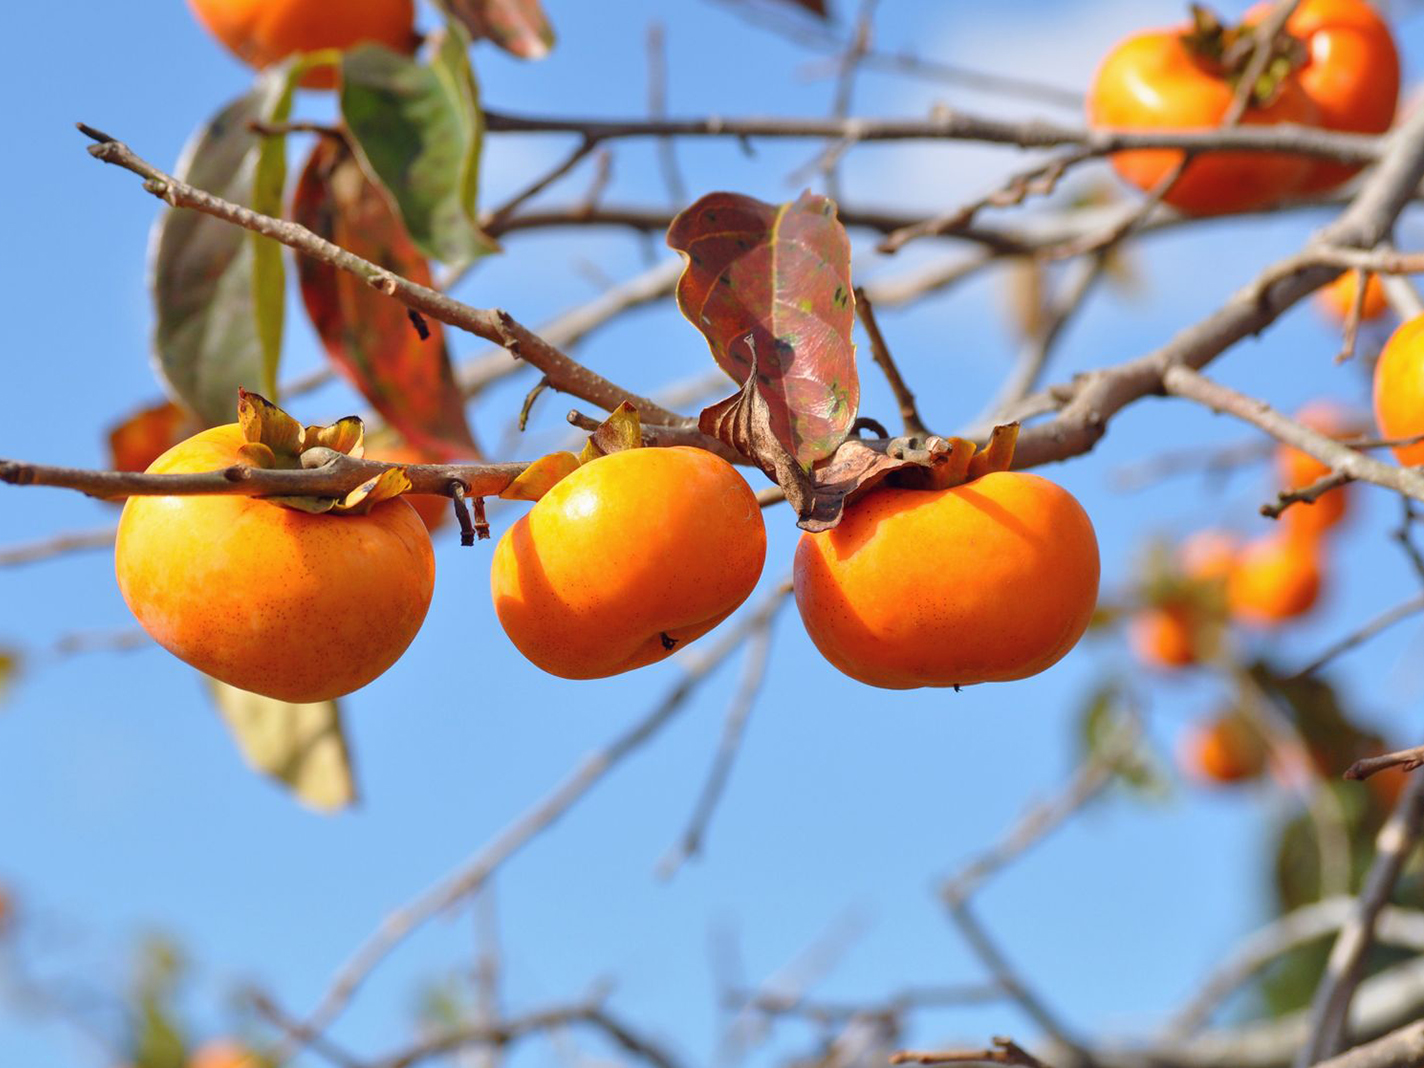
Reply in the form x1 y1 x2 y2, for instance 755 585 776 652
2 1 1423 1065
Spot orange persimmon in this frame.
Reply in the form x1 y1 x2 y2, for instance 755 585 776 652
490 447 766 680
1087 19 1319 215
186 0 417 88
1275 401 1354 538
1182 713 1267 784
1227 533 1323 626
1316 271 1389 324
1247 0 1400 193
189 1041 259 1068
1373 313 1424 466
115 425 435 703
794 472 1099 689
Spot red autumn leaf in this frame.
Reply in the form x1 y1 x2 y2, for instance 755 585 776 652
445 0 555 60
290 138 479 461
668 190 858 467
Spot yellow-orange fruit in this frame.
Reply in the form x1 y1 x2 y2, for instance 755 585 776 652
1227 534 1322 626
1128 605 1198 670
1276 401 1354 538
1317 271 1389 324
1180 529 1241 581
115 425 435 703
189 1041 259 1068
108 401 190 474
1182 715 1267 784
365 443 448 535
186 0 417 88
794 472 1099 689
490 447 766 680
1374 314 1424 466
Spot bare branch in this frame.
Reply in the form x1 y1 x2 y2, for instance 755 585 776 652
0 526 117 567
1292 595 1424 679
892 1037 1048 1068
854 287 928 437
276 584 794 1062
1298 770 1424 1064
1345 745 1424 783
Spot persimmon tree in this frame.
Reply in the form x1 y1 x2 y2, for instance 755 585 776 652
4 2 1424 1068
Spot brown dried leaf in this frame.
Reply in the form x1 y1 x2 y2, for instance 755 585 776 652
238 389 303 457
335 466 413 514
700 346 816 518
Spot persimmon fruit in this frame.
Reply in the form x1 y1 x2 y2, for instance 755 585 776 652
1316 270 1389 324
186 0 417 88
189 1041 259 1068
1373 313 1424 466
115 425 435 703
1128 530 1237 671
1227 533 1322 626
1128 605 1198 670
794 472 1099 689
1087 19 1319 215
490 447 766 680
1275 401 1354 538
1247 0 1400 193
1182 714 1267 784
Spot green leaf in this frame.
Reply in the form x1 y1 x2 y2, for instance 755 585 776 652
130 936 187 1068
340 30 497 272
250 61 304 408
440 0 556 59
291 137 479 460
1076 679 1168 799
207 677 357 813
150 72 290 427
669 190 860 466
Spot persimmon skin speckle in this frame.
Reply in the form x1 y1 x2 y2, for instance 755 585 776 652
793 472 1100 689
1373 314 1424 467
186 0 417 88
490 447 766 680
115 425 435 703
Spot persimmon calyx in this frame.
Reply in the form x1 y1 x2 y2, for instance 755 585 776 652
235 389 411 515
499 402 646 505
797 422 1021 533
1180 3 1307 107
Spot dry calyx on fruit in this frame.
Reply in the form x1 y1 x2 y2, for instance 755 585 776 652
115 391 436 703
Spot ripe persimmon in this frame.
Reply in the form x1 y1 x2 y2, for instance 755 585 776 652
794 472 1099 689
1373 313 1424 466
1275 401 1354 538
1087 16 1318 215
1128 605 1198 670
490 447 766 680
1227 533 1322 626
1316 271 1389 324
115 424 435 703
189 1041 259 1068
365 442 448 534
1247 0 1400 193
189 1048 259 1068
187 0 417 88
1128 530 1238 671
1181 714 1267 784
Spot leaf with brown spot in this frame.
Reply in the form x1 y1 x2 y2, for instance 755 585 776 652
499 452 580 502
291 137 479 461
669 190 858 466
208 678 356 813
441 0 555 59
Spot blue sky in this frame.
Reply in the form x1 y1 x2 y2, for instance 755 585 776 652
3 1 1424 1065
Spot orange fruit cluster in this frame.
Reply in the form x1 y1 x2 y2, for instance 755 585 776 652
1088 0 1399 215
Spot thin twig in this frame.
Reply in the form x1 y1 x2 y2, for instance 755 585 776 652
1298 769 1424 1065
854 287 927 437
646 22 686 208
891 1036 1047 1068
0 527 118 567
1345 745 1424 783
1292 595 1424 680
276 585 793 1062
